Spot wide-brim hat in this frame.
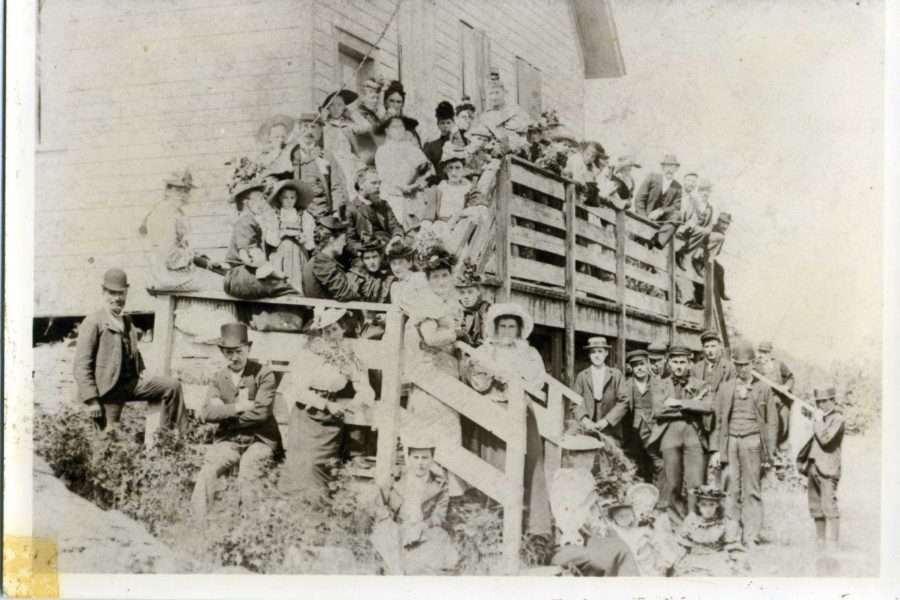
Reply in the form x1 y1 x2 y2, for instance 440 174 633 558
229 180 267 204
757 341 774 353
374 114 419 135
660 154 681 166
101 267 129 292
466 124 494 139
267 178 315 210
439 142 468 167
308 306 348 331
217 322 251 349
601 498 634 519
814 387 837 401
583 336 611 351
547 124 579 145
256 114 296 143
700 330 720 344
356 236 386 256
297 112 321 124
361 78 383 92
626 349 649 364
626 483 660 510
559 432 603 452
385 239 416 260
667 345 693 357
320 89 359 111
165 169 196 189
485 302 534 341
691 485 726 501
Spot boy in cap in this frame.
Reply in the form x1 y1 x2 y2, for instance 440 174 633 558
621 350 665 488
572 337 629 446
647 342 669 378
191 323 283 519
74 268 187 434
754 340 795 446
301 217 361 301
648 345 713 522
796 386 845 552
709 341 778 546
691 329 736 396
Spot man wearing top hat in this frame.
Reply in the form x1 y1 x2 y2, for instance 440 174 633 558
634 155 684 245
647 345 712 521
301 216 360 302
74 268 187 433
345 167 405 259
691 329 736 396
621 350 665 489
191 323 283 519
754 340 795 446
796 386 845 552
572 337 630 445
709 342 778 546
291 112 348 219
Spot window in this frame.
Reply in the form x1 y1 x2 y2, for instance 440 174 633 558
516 57 542 119
334 28 375 91
460 21 491 111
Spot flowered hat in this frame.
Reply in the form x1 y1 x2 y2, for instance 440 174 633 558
308 306 348 331
691 485 726 501
256 114 296 143
416 243 457 274
454 259 482 288
439 142 468 167
385 239 416 261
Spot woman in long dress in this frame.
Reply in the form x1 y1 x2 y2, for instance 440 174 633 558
374 115 433 230
265 179 316 292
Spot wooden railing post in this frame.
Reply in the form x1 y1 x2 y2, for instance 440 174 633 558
563 181 577 385
374 310 405 490
497 158 513 302
503 379 526 574
146 294 177 447
667 242 677 345
614 208 627 372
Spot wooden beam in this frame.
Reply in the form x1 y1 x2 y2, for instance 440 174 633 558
145 294 176 448
667 243 677 345
374 311 405 490
497 158 513 301
503 379 527 575
564 182 577 385
615 208 627 372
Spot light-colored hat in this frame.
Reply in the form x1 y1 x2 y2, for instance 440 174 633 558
626 483 660 510
814 386 837 401
583 336 611 351
402 428 437 451
467 124 494 139
558 432 603 452
256 114 296 143
616 155 641 169
691 484 726 501
308 306 348 331
547 123 579 145
165 169 196 189
361 77 383 91
485 302 534 341
660 154 681 166
439 142 468 166
758 341 774 352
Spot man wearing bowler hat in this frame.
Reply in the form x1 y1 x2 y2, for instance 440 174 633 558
572 337 629 445
74 268 187 433
709 341 778 546
621 350 665 488
302 216 361 301
692 329 736 396
191 323 283 519
754 340 795 446
634 154 683 237
796 386 845 552
647 345 712 522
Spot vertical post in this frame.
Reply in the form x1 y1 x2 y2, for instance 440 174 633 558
563 182 576 384
375 310 405 490
146 294 176 448
550 329 564 383
703 260 715 332
667 242 677 345
614 208 627 372
502 379 526 574
496 158 513 301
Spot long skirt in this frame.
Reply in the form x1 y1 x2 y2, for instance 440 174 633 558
272 238 307 292
223 265 298 300
371 520 460 575
281 407 344 499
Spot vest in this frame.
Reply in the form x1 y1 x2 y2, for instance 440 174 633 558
729 380 759 437
631 379 653 427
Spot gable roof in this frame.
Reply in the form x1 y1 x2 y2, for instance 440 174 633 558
568 0 627 79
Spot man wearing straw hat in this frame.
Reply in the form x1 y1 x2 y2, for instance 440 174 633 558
572 337 629 446
74 268 188 434
191 322 283 519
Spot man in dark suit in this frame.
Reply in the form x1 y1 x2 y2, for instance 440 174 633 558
345 167 404 258
571 337 629 445
691 330 736 396
301 217 360 302
620 350 665 489
73 268 186 433
647 346 712 521
423 101 457 185
191 323 283 519
709 342 778 546
633 154 684 248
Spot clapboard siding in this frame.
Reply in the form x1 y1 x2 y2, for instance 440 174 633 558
36 0 593 316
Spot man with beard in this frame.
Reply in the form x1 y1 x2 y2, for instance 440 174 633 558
345 167 404 258
290 113 348 219
74 268 187 433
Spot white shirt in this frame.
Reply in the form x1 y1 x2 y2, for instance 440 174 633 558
229 367 243 390
590 365 607 399
661 175 675 195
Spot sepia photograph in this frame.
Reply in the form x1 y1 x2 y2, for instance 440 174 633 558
4 0 897 597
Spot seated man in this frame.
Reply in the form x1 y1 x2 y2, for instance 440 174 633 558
549 433 639 576
345 167 404 259
674 179 724 275
190 323 283 519
370 431 460 575
301 217 360 301
74 268 186 433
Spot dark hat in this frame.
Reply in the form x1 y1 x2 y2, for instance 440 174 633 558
691 484 726 501
456 96 476 115
318 216 349 233
660 154 681 166
320 89 358 111
418 245 457 273
758 341 774 352
814 387 836 401
626 349 649 364
647 342 668 357
165 169 196 189
584 336 611 351
668 345 693 357
602 498 634 519
385 240 416 260
454 259 483 288
730 341 755 365
357 236 385 256
435 100 455 120
217 322 251 349
267 179 315 210
374 114 419 135
384 80 406 99
715 212 732 227
102 268 129 292
700 330 720 343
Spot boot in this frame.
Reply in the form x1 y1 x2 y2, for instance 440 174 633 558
675 250 687 270
814 517 826 546
825 517 840 553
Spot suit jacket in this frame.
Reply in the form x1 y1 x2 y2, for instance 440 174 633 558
200 359 283 452
302 251 360 302
571 365 629 439
710 377 778 461
73 308 145 402
647 375 712 449
796 407 845 478
691 357 736 396
634 173 683 218
375 470 449 527
345 197 404 256
621 376 657 427
296 148 348 218
423 134 451 185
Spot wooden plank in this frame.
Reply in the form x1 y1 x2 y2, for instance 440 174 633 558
667 244 677 344
510 225 566 259
625 289 670 319
170 289 393 313
623 211 660 241
511 162 565 199
574 217 616 249
375 311 404 490
510 256 565 287
676 304 705 326
503 379 527 574
625 238 668 271
615 208 627 373
625 262 670 290
564 182 577 386
574 244 617 273
410 371 514 440
497 159 512 301
575 273 617 301
436 445 513 505
581 203 617 224
510 194 565 230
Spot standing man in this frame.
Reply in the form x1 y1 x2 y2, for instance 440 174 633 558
191 323 283 519
354 77 384 164
709 342 778 546
648 346 712 521
692 330 736 397
572 337 629 446
754 340 795 447
74 268 187 433
423 101 457 185
621 350 665 490
301 217 360 302
647 342 669 378
796 387 845 552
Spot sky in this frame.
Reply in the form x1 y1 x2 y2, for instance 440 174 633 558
585 0 884 367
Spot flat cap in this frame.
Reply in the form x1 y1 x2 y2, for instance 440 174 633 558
626 349 649 364
814 387 836 401
667 345 693 357
647 342 668 356
700 330 721 343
